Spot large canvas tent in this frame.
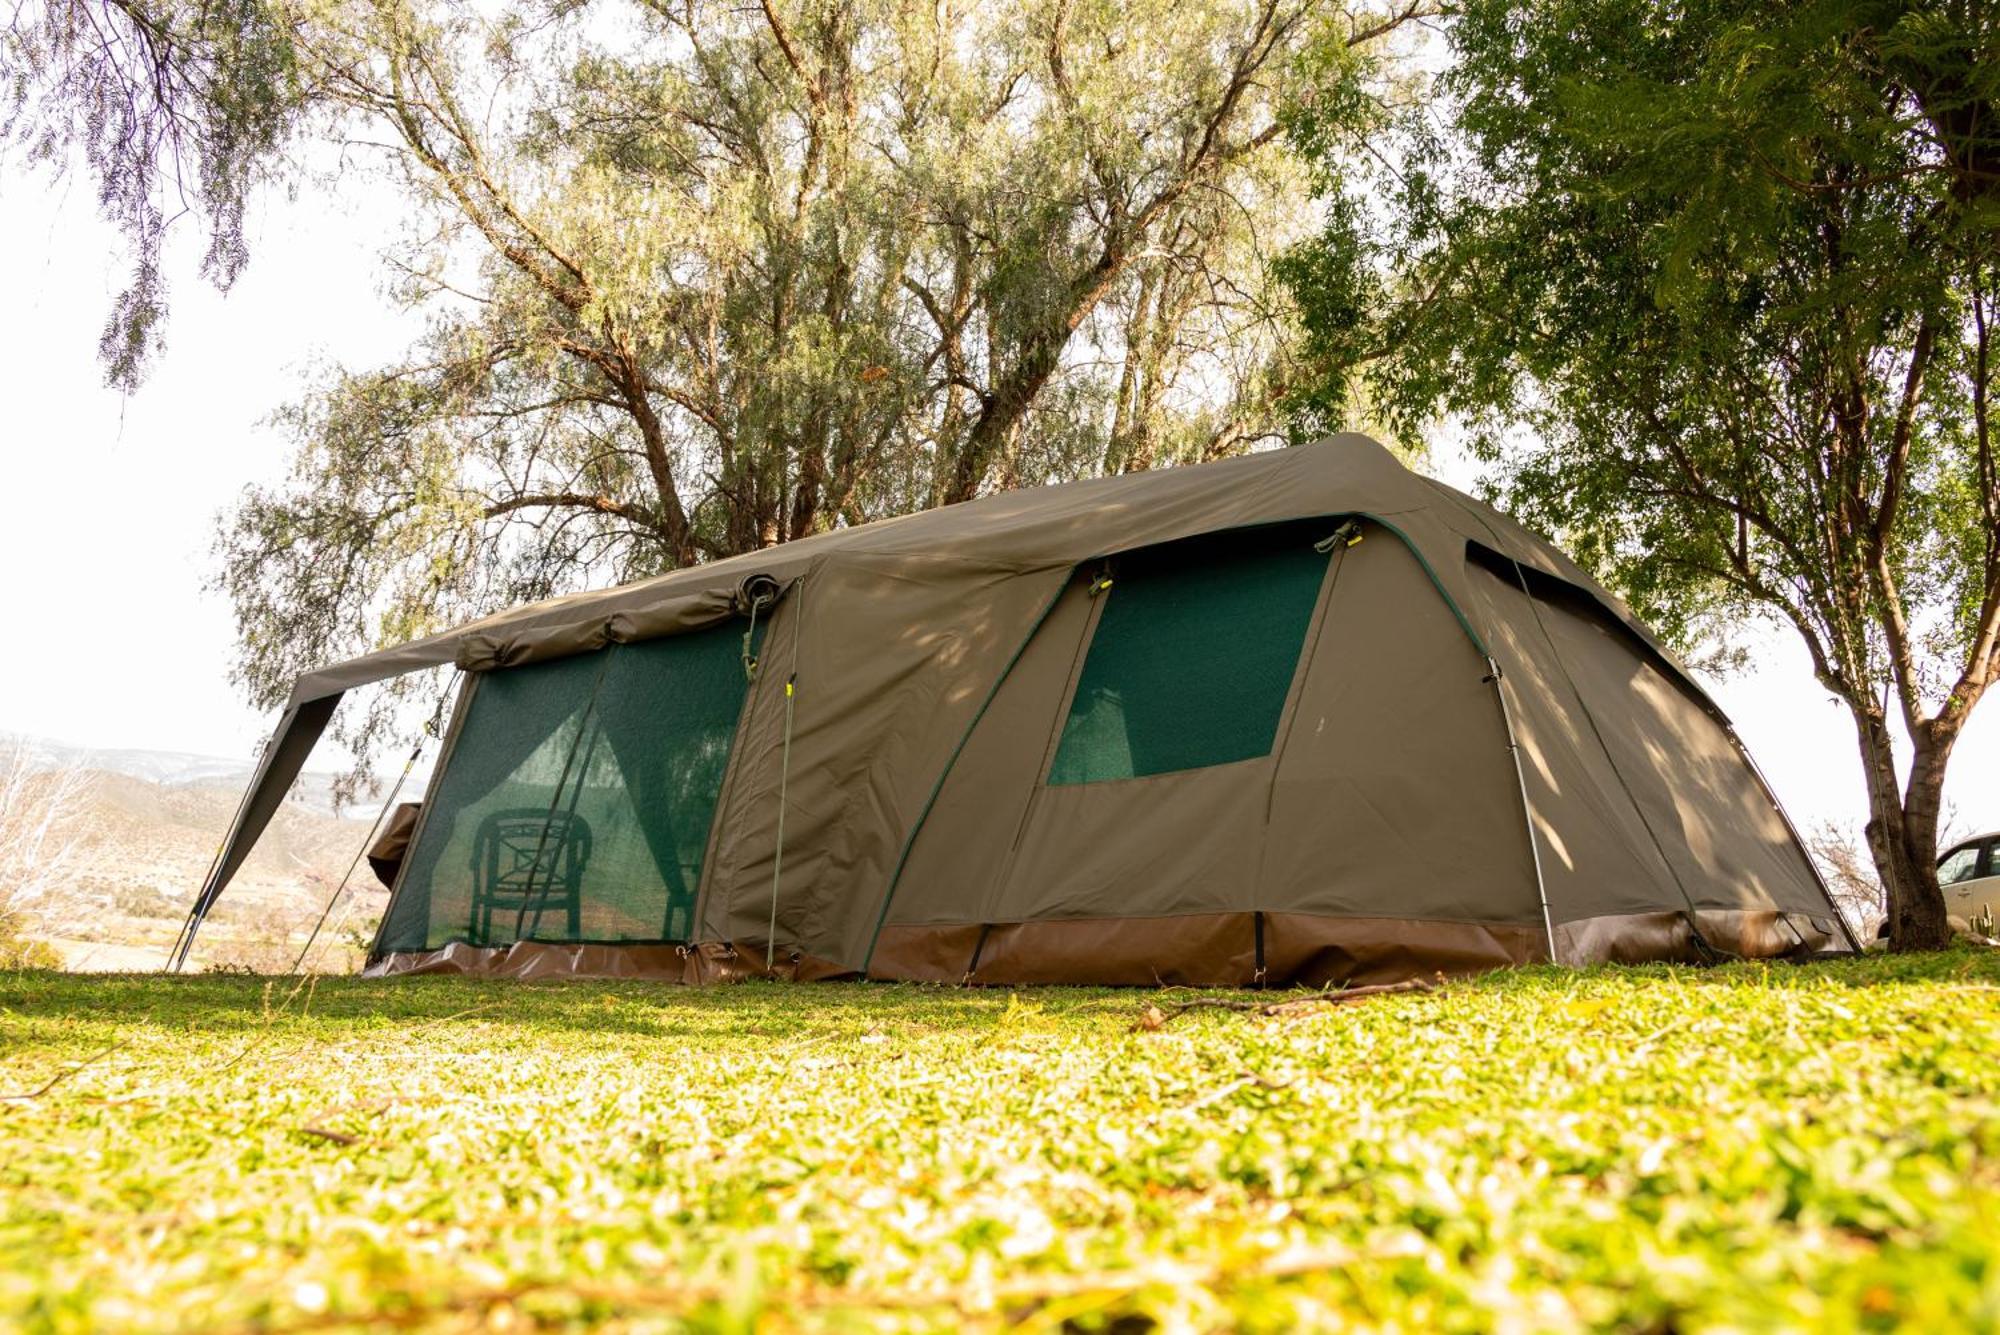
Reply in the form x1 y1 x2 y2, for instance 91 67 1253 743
181 436 1856 984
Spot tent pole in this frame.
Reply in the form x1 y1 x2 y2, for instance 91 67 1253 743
168 832 232 973
1487 657 1558 964
168 730 276 973
289 734 426 975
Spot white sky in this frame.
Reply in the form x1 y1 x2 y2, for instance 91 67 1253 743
0 155 1995 845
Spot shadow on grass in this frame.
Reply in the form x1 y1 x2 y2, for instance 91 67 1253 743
2 944 1991 1041
0 969 1138 1043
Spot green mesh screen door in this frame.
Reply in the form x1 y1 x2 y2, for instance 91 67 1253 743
376 618 759 953
1048 521 1333 785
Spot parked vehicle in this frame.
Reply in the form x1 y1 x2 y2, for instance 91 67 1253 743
1937 833 2000 932
1872 834 2000 940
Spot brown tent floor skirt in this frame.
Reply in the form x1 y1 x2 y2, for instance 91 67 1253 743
363 908 1837 986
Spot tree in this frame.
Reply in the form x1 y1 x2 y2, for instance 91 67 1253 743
0 742 92 968
3 0 306 388
1805 819 1887 939
217 0 1429 768
1280 0 2000 949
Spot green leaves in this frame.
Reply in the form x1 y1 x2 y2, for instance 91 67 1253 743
216 0 1367 787
3 955 1999 1328
3 0 307 389
1279 0 2000 942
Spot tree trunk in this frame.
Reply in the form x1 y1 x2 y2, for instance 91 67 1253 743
945 248 1132 503
1853 708 1955 951
946 360 1044 503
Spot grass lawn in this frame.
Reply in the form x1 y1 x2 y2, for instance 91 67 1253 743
2 952 1999 1332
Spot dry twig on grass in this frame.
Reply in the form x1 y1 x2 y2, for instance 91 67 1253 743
1134 977 1436 1031
0 1040 127 1101
297 1099 393 1147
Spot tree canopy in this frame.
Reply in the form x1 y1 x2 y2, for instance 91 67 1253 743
207 0 1427 766
3 0 306 389
1281 0 2000 946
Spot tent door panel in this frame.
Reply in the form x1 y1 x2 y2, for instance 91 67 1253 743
879 570 1102 934
1464 564 1687 924
983 521 1338 926
1258 528 1540 925
703 558 1074 969
1482 567 1831 920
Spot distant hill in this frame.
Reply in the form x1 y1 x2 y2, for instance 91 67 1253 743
6 738 395 973
3 732 420 819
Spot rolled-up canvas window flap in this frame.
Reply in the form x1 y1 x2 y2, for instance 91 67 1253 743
457 577 794 674
455 621 615 673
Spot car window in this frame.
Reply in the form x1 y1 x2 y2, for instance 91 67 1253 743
1939 845 1980 886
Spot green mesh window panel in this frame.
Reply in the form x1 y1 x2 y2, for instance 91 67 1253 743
1048 522 1332 785
377 619 759 953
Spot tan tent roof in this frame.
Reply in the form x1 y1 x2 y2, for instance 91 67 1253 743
288 434 1697 709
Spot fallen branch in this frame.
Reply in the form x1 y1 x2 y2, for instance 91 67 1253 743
295 1124 360 1146
1 1040 127 1101
1135 978 1436 1031
297 1099 392 1147
1177 1068 1297 1114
